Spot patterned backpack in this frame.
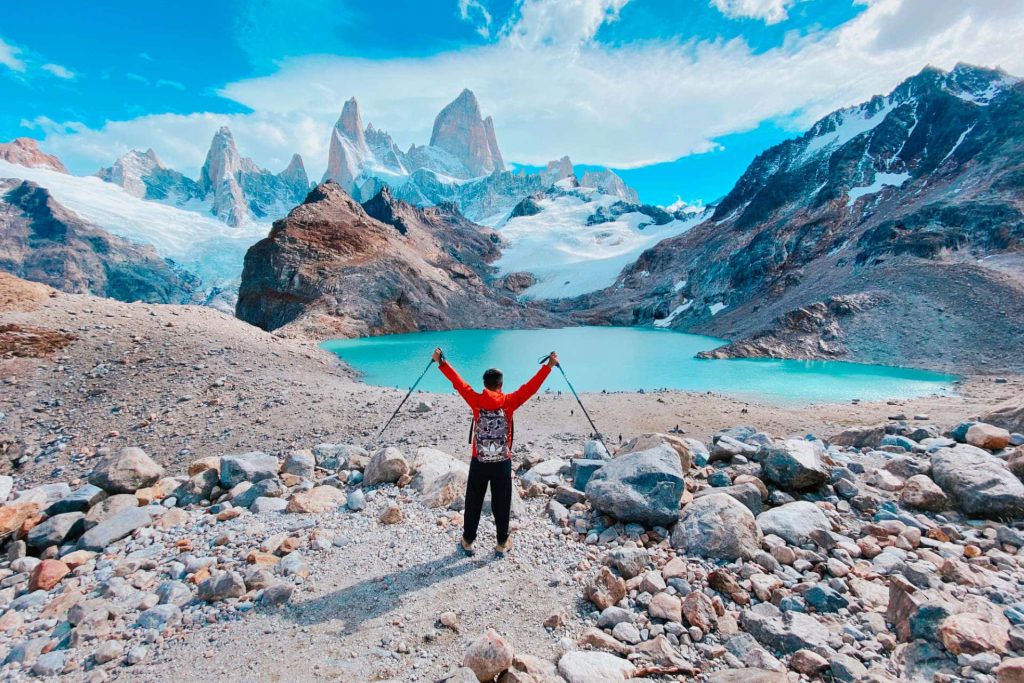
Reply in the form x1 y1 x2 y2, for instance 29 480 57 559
473 408 511 463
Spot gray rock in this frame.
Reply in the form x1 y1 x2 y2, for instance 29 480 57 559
598 606 634 628
44 484 106 516
31 650 66 676
0 475 12 503
521 458 569 487
829 654 867 682
220 452 279 489
312 443 360 471
259 582 294 607
364 446 409 485
93 640 124 664
27 511 85 550
585 443 685 526
672 493 762 561
612 621 642 644
931 444 1024 519
758 439 829 490
156 580 192 606
740 603 831 654
197 571 246 601
557 651 636 683
250 497 288 514
346 489 366 511
694 482 763 515
282 449 315 479
584 440 611 460
126 645 148 665
88 447 164 494
83 493 139 529
571 459 605 491
606 547 650 579
172 469 219 507
137 603 182 629
77 506 153 551
756 501 830 546
233 478 284 509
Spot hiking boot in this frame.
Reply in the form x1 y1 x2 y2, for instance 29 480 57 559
495 537 512 556
458 537 475 556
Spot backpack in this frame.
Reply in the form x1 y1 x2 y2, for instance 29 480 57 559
472 408 511 463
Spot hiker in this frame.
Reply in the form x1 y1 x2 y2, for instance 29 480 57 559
433 347 558 556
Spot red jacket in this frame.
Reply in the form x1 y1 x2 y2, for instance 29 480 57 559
439 360 552 459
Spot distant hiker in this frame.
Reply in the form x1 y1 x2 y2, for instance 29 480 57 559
433 347 558 557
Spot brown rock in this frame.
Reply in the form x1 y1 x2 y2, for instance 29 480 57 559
1008 447 1024 478
379 504 403 524
900 475 948 511
965 422 1011 451
578 627 632 655
886 575 927 642
61 550 96 570
188 456 221 477
939 612 1010 655
995 657 1024 683
790 649 829 675
648 592 682 622
661 556 687 580
29 559 70 591
217 507 243 522
543 610 566 629
155 508 189 529
584 567 626 611
463 628 514 682
285 486 346 513
0 501 41 540
619 433 693 474
682 591 718 633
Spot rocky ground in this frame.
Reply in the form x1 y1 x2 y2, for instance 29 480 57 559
2 276 1024 681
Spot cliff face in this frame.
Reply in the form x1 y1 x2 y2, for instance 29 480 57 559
561 64 1024 373
235 182 562 338
429 89 505 177
0 180 198 304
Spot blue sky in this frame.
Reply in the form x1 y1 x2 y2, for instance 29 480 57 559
3 0 1023 205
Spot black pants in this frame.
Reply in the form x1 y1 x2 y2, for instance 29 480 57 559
463 458 512 544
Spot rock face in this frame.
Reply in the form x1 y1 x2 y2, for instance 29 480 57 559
931 444 1024 519
235 182 563 338
565 64 1024 374
585 444 685 526
0 180 198 304
671 493 762 561
580 168 639 204
429 89 504 178
323 97 370 193
0 138 67 172
95 148 202 203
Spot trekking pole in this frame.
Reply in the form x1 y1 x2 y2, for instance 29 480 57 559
538 353 609 455
375 353 440 442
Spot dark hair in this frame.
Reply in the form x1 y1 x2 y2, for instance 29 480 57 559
483 368 503 390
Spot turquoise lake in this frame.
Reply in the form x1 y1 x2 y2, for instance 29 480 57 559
321 327 957 404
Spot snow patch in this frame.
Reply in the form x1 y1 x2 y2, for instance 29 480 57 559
846 172 911 207
799 101 894 165
673 279 687 292
709 302 727 316
940 124 975 165
0 160 266 292
653 300 692 328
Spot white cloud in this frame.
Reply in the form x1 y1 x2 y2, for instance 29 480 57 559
41 63 75 79
36 0 1024 180
709 0 796 25
459 0 493 38
0 37 26 72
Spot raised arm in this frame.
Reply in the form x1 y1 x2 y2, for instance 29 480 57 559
505 358 555 411
435 348 479 408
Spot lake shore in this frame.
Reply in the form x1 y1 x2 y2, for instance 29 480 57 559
1 277 1019 485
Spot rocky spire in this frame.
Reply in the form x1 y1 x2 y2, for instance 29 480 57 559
541 156 575 186
199 127 249 226
429 89 505 177
323 97 370 191
580 168 639 204
277 153 310 199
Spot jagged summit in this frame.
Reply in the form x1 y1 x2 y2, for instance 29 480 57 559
0 138 68 173
429 88 505 177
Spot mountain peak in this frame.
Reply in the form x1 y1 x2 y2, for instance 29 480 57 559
337 97 367 150
0 138 68 173
429 89 504 177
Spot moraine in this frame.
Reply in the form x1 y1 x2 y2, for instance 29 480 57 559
322 326 956 404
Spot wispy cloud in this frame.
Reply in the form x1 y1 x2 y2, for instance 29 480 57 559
35 0 1024 180
709 0 796 25
156 79 186 90
41 63 75 79
458 0 493 38
0 36 27 72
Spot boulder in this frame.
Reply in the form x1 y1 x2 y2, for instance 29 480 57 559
571 459 605 491
219 452 279 489
672 493 761 561
88 447 163 494
364 446 409 486
28 559 70 591
939 611 1010 655
187 456 220 477
648 592 682 622
282 450 315 479
26 512 85 550
740 603 830 654
830 424 886 449
900 475 948 511
77 506 153 551
694 482 763 515
521 458 569 487
756 501 830 546
585 443 685 526
757 439 828 490
83 493 138 529
44 485 105 516
172 469 219 507
0 501 40 541
197 571 246 602
706 671 787 683
984 400 1024 435
557 651 635 683
682 591 718 633
931 444 1024 519
463 628 513 682
966 422 1012 451
618 433 692 473
605 547 650 579
286 486 346 513
584 440 611 460
232 478 284 509
313 444 363 471
410 448 468 508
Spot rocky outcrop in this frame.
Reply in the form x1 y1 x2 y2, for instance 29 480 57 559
0 180 198 303
0 138 67 173
429 89 505 177
566 64 1024 374
235 182 562 338
580 168 639 204
323 97 370 193
95 149 202 204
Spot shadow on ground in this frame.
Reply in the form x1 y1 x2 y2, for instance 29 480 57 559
283 551 492 634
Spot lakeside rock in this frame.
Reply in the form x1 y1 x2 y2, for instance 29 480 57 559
585 443 685 526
